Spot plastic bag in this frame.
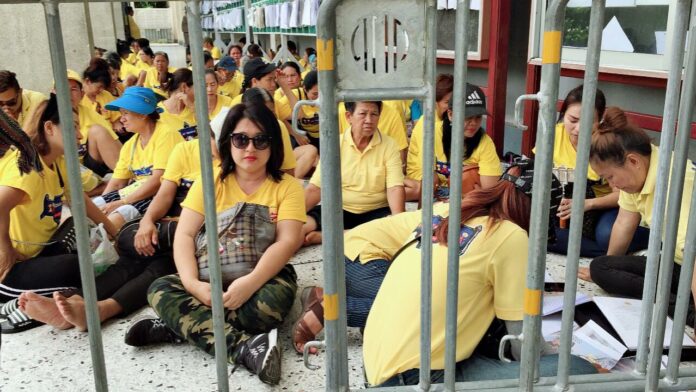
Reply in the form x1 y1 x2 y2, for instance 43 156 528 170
90 223 118 275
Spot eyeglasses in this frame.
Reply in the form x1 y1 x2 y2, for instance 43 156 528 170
0 91 20 107
231 133 272 150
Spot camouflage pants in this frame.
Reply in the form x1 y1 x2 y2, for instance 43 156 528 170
147 265 297 362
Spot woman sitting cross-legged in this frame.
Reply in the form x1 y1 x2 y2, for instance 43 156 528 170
124 104 306 385
0 96 117 333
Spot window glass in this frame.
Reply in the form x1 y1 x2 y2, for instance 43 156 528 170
436 8 480 52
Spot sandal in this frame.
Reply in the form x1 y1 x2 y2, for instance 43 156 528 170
0 298 19 316
291 286 324 354
0 308 44 334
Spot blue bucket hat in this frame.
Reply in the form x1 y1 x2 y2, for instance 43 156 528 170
105 87 163 115
217 56 237 72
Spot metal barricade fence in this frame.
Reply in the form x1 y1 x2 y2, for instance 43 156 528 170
5 0 696 391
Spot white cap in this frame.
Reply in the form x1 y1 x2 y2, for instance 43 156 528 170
209 107 231 144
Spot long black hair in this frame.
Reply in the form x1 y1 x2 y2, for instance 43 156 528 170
442 114 483 162
218 104 285 182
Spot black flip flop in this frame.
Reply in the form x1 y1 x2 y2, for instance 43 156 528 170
0 309 44 334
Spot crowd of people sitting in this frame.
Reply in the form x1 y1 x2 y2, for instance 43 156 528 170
0 34 694 387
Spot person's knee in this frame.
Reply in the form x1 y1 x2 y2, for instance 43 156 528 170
589 255 613 284
146 274 180 307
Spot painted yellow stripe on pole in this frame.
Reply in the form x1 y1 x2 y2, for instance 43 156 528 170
316 38 335 71
324 293 339 320
542 31 562 64
524 288 542 316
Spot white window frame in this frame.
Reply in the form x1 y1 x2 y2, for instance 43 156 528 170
528 0 680 73
436 1 491 61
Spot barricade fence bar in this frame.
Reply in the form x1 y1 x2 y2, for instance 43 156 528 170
42 1 109 391
635 0 693 373
647 0 696 387
335 88 429 102
316 0 351 390
554 1 604 390
184 1 231 391
443 0 470 390
519 1 568 390
419 0 439 389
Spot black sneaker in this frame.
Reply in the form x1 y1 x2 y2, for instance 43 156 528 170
232 328 281 385
124 317 181 347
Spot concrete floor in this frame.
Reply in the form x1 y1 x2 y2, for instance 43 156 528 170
2 244 692 391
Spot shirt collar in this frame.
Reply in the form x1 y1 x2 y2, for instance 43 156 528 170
640 145 659 196
344 126 382 152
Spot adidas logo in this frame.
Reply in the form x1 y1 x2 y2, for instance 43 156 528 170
466 90 483 106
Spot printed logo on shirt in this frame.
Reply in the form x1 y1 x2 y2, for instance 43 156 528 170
435 160 451 177
179 123 198 141
413 215 482 256
131 165 153 177
466 90 483 106
39 193 64 224
300 114 320 130
78 143 87 157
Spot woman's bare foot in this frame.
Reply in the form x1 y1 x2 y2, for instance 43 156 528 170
292 286 325 354
54 292 88 331
19 292 72 330
303 231 323 246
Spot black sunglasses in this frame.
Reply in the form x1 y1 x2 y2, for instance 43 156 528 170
231 133 272 150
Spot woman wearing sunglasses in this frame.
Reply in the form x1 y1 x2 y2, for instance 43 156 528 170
125 104 305 385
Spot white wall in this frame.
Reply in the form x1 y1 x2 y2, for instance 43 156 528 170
0 2 123 93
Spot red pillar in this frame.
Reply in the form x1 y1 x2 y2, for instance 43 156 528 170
486 0 512 157
522 63 542 156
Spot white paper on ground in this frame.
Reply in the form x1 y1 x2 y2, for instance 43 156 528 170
543 292 591 316
602 16 635 53
593 296 695 350
571 320 627 370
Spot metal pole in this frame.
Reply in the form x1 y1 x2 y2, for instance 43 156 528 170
635 0 692 375
83 0 96 57
185 2 229 391
443 0 470 389
42 1 107 391
554 1 604 390
419 0 439 389
646 1 696 388
110 2 118 42
316 0 349 390
244 0 252 45
666 178 696 383
519 1 568 390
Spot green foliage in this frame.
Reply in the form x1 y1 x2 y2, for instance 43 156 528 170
564 8 590 47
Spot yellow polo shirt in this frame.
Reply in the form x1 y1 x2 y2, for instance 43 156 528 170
277 120 297 170
338 103 408 151
1 153 70 258
536 123 612 197
276 89 320 138
81 91 121 124
229 93 243 108
128 15 141 39
344 202 449 264
182 169 306 223
407 117 501 183
617 145 695 264
143 68 171 98
112 122 184 182
16 89 47 128
383 100 412 125
218 76 242 98
310 129 404 214
210 46 222 60
363 212 529 385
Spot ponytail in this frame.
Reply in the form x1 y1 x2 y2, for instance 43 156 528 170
590 106 652 166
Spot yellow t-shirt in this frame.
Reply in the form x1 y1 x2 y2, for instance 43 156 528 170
338 103 408 151
126 52 138 66
406 118 501 183
128 15 141 39
81 91 121 125
344 203 448 264
112 122 184 182
536 123 611 197
218 76 243 98
181 170 306 223
17 89 47 128
1 153 70 258
310 129 404 214
363 213 529 385
143 68 170 98
383 100 412 127
277 120 297 170
161 139 216 199
276 89 320 138
119 60 140 82
77 101 119 159
229 93 243 108
210 46 222 60
618 145 695 264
